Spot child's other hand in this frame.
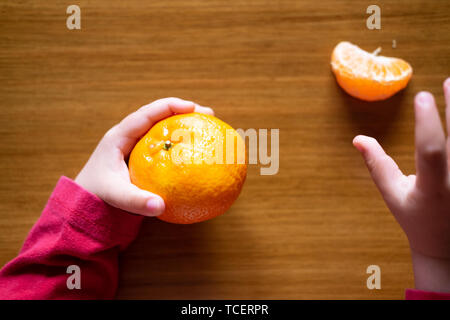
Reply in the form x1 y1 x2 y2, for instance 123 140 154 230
75 98 214 217
353 78 450 293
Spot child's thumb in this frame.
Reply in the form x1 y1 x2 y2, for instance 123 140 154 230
104 182 165 217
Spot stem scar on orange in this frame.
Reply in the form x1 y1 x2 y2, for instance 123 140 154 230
331 41 413 101
128 112 247 224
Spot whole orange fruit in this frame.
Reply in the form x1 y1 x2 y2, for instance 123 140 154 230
129 113 247 224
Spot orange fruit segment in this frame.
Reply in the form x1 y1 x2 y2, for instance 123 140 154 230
331 41 412 101
129 113 247 224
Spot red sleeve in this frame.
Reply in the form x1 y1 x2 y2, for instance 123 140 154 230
0 176 143 300
406 289 450 300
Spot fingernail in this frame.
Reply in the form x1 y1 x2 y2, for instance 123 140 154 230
203 107 214 115
444 78 450 89
183 100 195 106
416 91 431 104
353 142 364 153
146 198 165 216
352 136 363 152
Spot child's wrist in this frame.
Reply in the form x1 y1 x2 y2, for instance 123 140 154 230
411 249 450 293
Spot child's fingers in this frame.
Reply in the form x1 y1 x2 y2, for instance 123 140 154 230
414 91 448 191
113 98 214 154
117 97 196 140
353 135 404 201
444 78 450 162
195 104 215 116
121 98 214 139
444 78 450 134
103 180 165 217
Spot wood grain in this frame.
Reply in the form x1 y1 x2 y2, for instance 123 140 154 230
0 0 449 299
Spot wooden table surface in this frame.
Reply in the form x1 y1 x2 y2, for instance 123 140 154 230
1 0 449 299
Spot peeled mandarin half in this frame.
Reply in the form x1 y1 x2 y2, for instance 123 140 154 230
331 41 413 101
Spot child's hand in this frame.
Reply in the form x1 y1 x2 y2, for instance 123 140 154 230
353 78 450 293
75 98 214 217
